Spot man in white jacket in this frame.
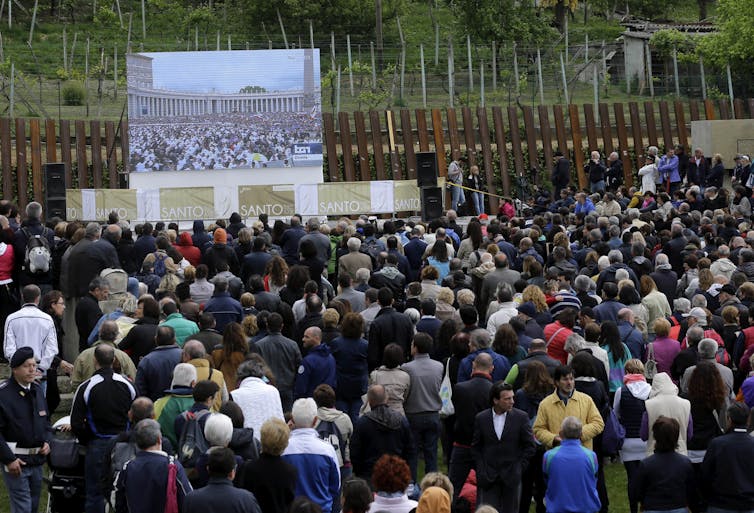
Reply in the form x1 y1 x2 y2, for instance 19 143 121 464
638 155 659 194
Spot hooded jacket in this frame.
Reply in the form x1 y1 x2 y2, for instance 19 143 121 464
643 373 690 455
176 232 201 267
349 404 416 479
192 220 211 249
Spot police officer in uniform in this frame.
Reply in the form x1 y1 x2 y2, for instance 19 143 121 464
0 346 52 513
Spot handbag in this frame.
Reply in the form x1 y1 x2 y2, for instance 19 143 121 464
439 359 455 418
601 407 626 456
644 342 657 381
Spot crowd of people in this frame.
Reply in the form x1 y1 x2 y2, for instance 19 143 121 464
128 112 322 172
3 144 754 513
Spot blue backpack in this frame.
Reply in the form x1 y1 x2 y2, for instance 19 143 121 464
152 252 168 277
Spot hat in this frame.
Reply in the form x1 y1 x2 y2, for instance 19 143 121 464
743 155 751 162
721 284 737 295
10 347 35 368
479 213 489 220
517 301 537 318
683 307 708 326
549 292 582 318
213 228 227 244
735 154 743 160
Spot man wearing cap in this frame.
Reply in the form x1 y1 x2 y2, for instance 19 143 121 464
0 347 52 513
716 284 748 321
680 307 724 349
3 284 59 395
202 227 240 279
517 301 545 340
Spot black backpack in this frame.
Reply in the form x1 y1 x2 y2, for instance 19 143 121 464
177 410 210 475
316 419 346 468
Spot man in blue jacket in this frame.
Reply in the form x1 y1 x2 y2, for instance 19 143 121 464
543 416 601 513
282 398 340 513
184 447 262 513
295 327 336 400
115 419 192 513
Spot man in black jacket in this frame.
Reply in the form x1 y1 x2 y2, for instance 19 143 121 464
551 151 570 198
349 385 415 481
13 201 55 293
448 353 494 497
472 381 536 513
505 339 561 390
701 403 754 512
71 344 136 513
367 287 414 371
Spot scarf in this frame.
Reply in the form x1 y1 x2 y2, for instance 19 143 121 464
623 373 646 385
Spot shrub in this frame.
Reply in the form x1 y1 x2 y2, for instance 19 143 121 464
62 81 86 106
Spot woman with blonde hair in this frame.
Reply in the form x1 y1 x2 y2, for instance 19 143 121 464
435 287 458 325
522 285 552 327
613 358 651 513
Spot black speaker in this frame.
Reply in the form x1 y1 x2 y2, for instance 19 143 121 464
416 151 438 187
44 163 67 220
421 186 443 221
46 199 67 220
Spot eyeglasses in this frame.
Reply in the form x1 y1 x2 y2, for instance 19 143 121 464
55 301 65 306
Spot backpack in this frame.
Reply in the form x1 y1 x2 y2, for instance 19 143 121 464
177 410 210 473
715 345 732 368
103 439 137 496
22 227 51 274
361 238 382 266
152 252 168 278
315 419 346 468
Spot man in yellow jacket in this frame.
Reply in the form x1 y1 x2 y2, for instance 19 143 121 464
182 339 229 411
533 365 604 450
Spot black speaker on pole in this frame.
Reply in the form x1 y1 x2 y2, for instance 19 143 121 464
416 151 438 187
44 163 67 220
420 186 443 221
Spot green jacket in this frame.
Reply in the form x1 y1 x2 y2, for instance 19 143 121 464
154 389 194 447
160 313 199 347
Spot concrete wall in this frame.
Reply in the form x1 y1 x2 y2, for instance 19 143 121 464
691 119 754 165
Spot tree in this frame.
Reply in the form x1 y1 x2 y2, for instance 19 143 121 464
698 0 754 67
449 0 555 46
539 0 578 32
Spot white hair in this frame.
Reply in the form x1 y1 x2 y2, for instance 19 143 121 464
597 256 610 271
171 363 197 388
291 398 318 429
347 237 362 252
204 413 233 447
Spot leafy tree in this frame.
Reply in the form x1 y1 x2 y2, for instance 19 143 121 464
539 0 578 32
449 0 555 46
698 0 754 67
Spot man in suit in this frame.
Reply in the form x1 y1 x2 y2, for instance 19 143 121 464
449 353 494 497
471 381 537 512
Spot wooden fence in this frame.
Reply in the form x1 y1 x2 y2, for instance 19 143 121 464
1 98 753 214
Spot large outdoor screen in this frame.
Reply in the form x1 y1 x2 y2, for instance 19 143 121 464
126 49 322 173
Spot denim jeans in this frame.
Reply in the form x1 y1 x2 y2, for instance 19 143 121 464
406 412 440 482
451 184 465 210
336 398 362 425
2 464 43 513
707 508 754 513
85 438 112 513
590 180 605 193
644 509 691 513
472 192 485 216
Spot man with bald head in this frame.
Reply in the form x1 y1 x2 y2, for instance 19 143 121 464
617 308 645 359
294 327 336 400
480 253 521 312
182 340 228 410
449 352 495 496
349 384 416 480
